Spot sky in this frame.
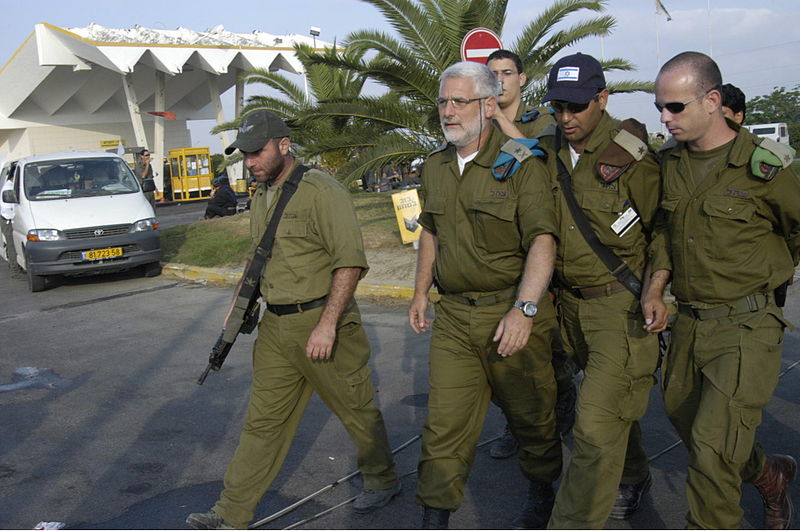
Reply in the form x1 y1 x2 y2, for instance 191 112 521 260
1 0 798 152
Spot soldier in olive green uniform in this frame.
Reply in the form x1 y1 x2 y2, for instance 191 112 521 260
537 54 664 529
186 111 399 530
408 61 562 530
487 50 578 457
651 52 799 530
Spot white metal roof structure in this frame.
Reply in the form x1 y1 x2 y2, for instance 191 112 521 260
0 22 329 187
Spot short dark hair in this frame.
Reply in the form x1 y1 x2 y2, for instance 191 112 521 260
660 51 722 94
486 49 524 75
720 83 746 122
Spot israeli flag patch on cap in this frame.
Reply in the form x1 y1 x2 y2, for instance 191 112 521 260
557 67 580 82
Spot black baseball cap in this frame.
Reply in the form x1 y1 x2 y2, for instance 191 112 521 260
543 53 606 104
225 110 291 155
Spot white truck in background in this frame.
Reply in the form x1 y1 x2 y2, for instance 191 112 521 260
744 122 790 145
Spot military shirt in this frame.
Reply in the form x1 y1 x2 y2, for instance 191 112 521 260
515 105 556 139
249 162 368 305
418 126 557 294
539 112 661 289
656 124 800 305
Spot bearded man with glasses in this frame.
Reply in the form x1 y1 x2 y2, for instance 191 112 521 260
651 51 799 530
409 61 562 529
536 53 665 528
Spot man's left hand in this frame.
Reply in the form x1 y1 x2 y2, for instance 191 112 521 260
493 310 533 357
307 322 336 360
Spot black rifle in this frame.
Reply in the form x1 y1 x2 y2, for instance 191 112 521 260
197 165 308 385
197 284 261 385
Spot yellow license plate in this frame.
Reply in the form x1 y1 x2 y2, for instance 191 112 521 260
82 247 123 261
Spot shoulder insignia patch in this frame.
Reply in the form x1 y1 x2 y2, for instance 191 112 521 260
596 119 650 183
598 163 631 183
492 138 545 181
757 138 795 169
520 109 540 124
751 146 784 181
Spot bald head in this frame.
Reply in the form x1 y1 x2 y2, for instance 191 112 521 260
659 51 722 93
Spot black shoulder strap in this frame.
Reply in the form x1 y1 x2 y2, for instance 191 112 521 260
554 132 642 297
223 164 308 341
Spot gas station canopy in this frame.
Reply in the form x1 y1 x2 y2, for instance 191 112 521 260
0 22 326 129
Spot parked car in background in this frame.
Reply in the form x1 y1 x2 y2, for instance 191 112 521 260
744 122 790 145
0 152 161 292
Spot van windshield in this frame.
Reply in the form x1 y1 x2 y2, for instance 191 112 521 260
24 157 140 201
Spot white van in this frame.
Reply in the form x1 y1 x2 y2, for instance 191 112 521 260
744 123 790 145
1 152 161 292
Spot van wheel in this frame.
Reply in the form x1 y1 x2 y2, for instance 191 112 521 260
27 268 47 292
142 262 162 278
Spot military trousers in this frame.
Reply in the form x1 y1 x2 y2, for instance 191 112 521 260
549 289 659 529
415 294 562 511
662 300 788 529
213 302 398 528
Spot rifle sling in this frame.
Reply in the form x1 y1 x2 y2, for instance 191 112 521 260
554 131 642 298
223 164 309 342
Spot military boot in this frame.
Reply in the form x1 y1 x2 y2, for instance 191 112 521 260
609 472 652 520
511 480 554 529
185 510 234 530
421 506 450 529
753 454 796 530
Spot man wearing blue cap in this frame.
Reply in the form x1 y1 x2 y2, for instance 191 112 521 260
535 53 667 528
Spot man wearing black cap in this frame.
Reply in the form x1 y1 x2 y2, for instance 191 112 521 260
537 53 666 528
186 110 400 530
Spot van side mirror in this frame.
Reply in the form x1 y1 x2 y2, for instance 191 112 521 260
2 189 18 204
141 178 156 193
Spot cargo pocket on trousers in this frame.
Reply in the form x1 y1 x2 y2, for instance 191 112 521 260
619 374 656 422
332 318 373 409
725 407 761 463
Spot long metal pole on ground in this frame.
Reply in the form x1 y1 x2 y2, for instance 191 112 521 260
249 434 421 529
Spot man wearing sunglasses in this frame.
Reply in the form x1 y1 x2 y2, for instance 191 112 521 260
484 49 578 460
652 51 799 530
409 61 562 529
537 53 665 529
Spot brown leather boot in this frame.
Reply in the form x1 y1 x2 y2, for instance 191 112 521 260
753 454 797 530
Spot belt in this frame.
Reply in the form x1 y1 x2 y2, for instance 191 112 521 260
439 285 517 307
563 280 628 300
266 296 328 316
677 292 772 321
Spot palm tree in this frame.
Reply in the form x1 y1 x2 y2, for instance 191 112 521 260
297 0 651 185
213 43 381 173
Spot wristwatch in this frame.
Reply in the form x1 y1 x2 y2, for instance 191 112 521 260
513 300 538 318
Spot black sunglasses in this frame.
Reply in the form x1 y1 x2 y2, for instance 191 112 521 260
655 85 720 114
550 95 599 115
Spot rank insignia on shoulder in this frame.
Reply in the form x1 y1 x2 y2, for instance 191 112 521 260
751 142 795 181
492 138 545 181
595 119 648 183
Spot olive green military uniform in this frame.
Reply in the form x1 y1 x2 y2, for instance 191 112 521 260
414 126 562 511
538 113 662 529
655 124 800 529
212 163 397 528
512 106 578 393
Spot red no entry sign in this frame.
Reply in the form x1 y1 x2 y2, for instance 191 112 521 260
460 28 503 64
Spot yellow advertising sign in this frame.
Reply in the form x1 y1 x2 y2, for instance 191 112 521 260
391 188 423 244
100 139 121 148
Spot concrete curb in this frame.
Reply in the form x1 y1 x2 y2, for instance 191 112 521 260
161 263 417 300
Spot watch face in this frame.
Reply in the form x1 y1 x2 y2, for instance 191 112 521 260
518 301 537 317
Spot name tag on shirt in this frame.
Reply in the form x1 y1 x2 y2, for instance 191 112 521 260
611 207 639 237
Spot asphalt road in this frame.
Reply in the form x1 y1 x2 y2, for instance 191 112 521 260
1 228 799 529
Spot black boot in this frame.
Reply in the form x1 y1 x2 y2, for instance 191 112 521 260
609 472 652 520
421 506 451 529
512 480 554 529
